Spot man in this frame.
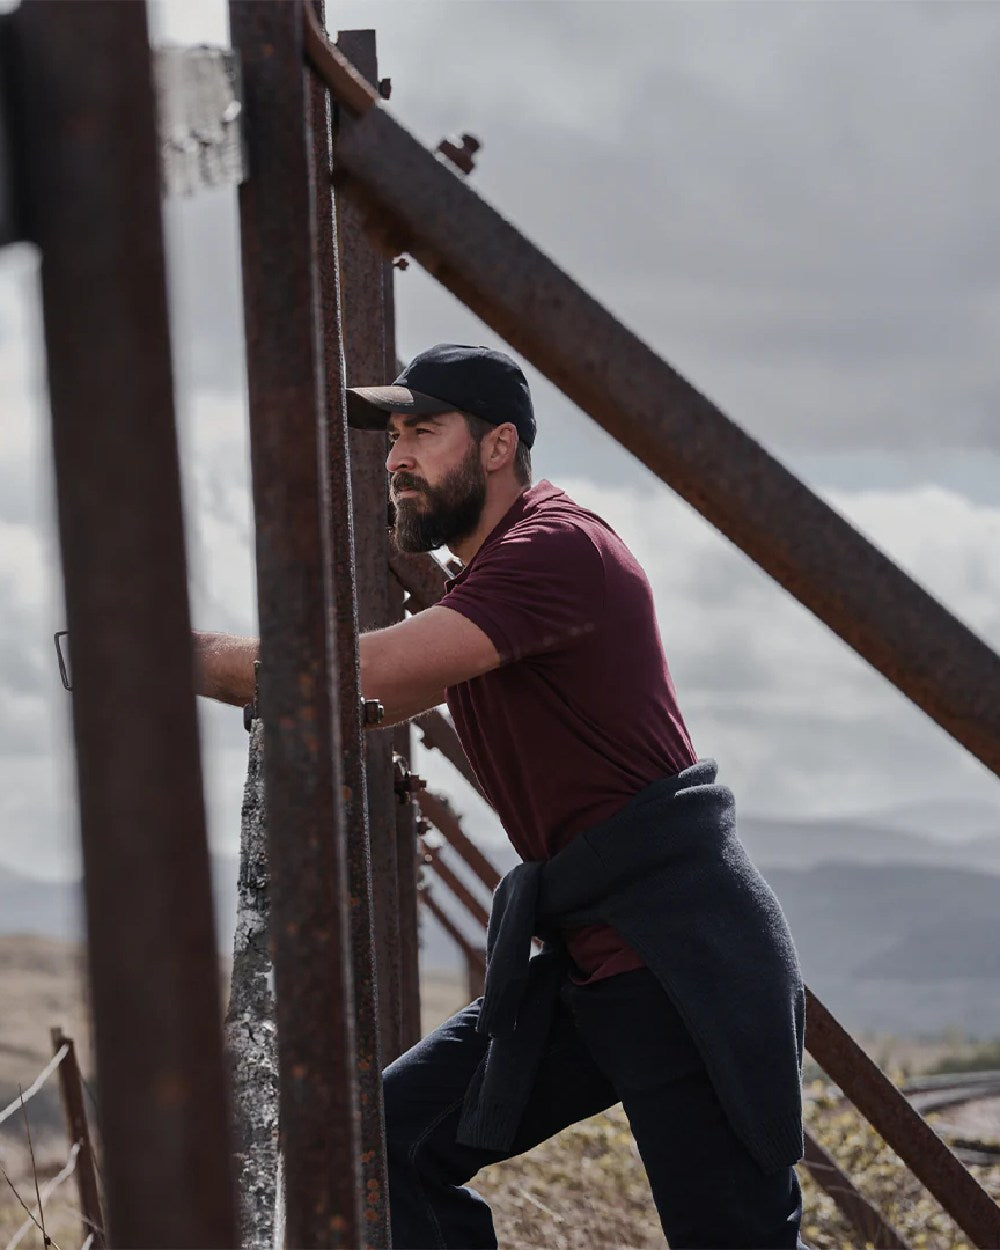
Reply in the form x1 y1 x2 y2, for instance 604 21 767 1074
196 343 807 1249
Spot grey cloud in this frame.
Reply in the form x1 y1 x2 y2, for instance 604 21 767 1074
158 2 1000 458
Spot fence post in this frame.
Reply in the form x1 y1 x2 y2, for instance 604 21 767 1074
50 1029 104 1250
334 27 405 1066
395 761 423 1050
309 13 391 1243
12 1 237 1241
230 1 362 1243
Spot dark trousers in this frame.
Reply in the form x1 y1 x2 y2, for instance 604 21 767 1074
383 967 805 1249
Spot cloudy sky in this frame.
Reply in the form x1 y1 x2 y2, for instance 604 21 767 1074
2 0 1000 884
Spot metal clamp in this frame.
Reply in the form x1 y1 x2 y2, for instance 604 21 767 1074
436 133 480 176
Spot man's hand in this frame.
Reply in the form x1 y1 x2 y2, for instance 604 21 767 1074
193 631 259 706
193 606 499 723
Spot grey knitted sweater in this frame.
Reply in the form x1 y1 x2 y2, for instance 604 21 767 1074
455 760 805 1174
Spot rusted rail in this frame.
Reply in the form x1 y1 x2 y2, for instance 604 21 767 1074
418 790 503 892
805 991 1000 1247
314 42 1000 782
419 709 491 806
420 887 487 977
419 835 491 930
801 1131 909 1249
232 2 361 1243
12 3 237 1243
389 547 451 614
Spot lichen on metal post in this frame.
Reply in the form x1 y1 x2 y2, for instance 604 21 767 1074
225 720 279 1250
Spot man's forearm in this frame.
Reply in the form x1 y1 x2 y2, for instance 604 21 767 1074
193 631 259 706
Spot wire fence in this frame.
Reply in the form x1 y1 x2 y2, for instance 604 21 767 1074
0 1037 102 1250
4 1141 80 1250
0 1047 68 1130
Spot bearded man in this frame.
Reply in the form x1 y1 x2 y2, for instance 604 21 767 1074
195 344 807 1250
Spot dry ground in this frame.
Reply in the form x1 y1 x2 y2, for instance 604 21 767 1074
2 937 999 1249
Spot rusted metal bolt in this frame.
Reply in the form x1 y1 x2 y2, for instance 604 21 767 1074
362 698 384 727
378 77 392 100
392 255 409 271
436 133 481 176
393 758 427 801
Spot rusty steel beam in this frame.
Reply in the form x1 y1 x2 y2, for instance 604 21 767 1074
231 3 362 1245
318 72 1000 781
419 708 491 807
801 1128 909 1250
335 28 403 1065
307 18 390 1247
388 546 451 614
419 836 491 931
419 887 487 976
11 4 237 1244
806 990 1000 1247
418 791 503 893
394 746 423 1053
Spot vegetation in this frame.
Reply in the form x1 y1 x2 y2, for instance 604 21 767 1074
471 1083 1000 1249
927 1038 1000 1076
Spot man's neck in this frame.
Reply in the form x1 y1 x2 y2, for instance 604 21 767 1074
451 480 529 565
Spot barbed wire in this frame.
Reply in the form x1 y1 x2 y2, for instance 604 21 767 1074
3 1140 79 1250
0 1047 68 1130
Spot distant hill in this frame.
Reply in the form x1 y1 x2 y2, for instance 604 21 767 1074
3 813 999 1037
736 812 1000 875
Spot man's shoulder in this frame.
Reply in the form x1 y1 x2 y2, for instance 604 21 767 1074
511 481 611 542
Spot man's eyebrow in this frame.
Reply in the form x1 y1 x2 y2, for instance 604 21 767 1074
390 413 445 431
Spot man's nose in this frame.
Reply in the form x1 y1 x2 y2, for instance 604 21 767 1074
385 440 412 473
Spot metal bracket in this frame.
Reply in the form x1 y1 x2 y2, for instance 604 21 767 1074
153 44 245 198
436 133 480 177
54 630 72 691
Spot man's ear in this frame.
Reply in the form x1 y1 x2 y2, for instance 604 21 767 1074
485 422 518 472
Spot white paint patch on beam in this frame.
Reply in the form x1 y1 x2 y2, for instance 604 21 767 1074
153 45 244 198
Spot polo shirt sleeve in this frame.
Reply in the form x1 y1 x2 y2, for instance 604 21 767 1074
439 521 607 664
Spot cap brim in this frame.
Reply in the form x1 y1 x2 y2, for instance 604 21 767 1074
345 386 456 431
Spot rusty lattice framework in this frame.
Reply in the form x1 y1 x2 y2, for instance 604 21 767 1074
0 0 998 1246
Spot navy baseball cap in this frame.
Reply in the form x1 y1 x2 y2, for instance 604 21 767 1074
346 343 536 449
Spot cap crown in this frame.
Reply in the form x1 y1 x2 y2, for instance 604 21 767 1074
397 344 536 448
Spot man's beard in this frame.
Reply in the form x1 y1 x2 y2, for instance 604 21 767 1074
392 443 487 554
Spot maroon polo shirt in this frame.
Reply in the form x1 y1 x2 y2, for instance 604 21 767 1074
440 480 697 982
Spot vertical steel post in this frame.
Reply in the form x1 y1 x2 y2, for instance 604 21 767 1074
334 27 403 1065
308 11 391 1244
395 750 423 1050
50 1030 105 1250
11 3 236 1244
230 2 362 1244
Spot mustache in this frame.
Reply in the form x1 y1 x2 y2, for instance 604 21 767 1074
392 473 428 495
